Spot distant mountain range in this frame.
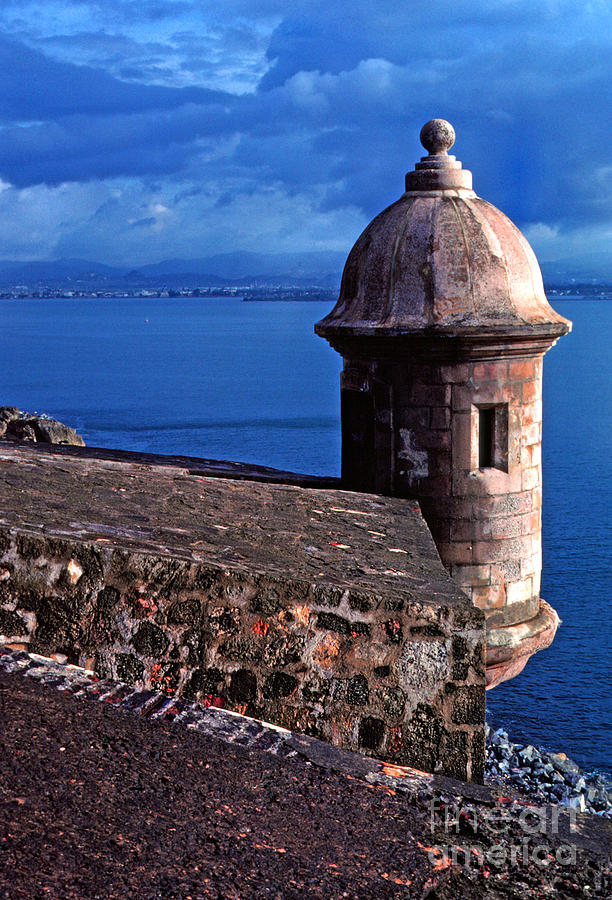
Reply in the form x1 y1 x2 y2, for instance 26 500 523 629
539 252 612 285
0 251 347 290
0 249 609 290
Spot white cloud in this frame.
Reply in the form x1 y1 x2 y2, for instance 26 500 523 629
37 174 367 265
523 221 612 262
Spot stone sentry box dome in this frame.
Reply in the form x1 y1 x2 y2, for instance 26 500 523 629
316 119 571 689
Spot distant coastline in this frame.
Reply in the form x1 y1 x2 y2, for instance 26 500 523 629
1 285 612 302
242 289 336 302
0 286 339 302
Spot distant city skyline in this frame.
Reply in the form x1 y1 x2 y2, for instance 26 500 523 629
0 1 610 268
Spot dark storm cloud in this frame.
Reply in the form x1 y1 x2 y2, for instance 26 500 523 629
0 98 242 187
0 0 610 257
0 36 222 120
251 1 612 230
258 0 579 88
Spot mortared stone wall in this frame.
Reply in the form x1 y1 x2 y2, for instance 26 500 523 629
340 351 544 634
0 442 485 781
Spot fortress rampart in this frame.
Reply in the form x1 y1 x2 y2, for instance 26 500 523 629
0 442 485 781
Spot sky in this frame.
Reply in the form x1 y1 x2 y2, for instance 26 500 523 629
0 0 610 267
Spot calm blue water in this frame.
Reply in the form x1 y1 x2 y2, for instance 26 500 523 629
1 296 610 774
0 298 342 474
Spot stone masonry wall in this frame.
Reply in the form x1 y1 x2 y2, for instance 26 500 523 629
0 527 485 781
341 353 543 630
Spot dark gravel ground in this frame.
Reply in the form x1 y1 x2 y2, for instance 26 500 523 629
0 670 436 899
1 668 610 899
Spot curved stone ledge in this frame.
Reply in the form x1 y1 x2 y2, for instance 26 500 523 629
485 599 560 689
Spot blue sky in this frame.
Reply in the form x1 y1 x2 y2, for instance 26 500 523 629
0 0 610 266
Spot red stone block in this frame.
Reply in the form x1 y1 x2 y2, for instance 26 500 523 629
457 468 523 497
450 519 476 542
523 423 541 446
395 406 430 429
414 475 452 497
472 360 507 382
472 535 532 564
489 561 521 583
522 467 540 491
522 401 542 425
506 578 533 606
487 515 530 540
431 453 451 477
412 427 449 450
451 384 474 412
520 554 539 577
522 380 541 402
528 444 542 467
509 359 535 380
472 492 533 519
450 564 491 587
528 510 541 533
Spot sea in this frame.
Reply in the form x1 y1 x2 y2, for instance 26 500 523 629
1 295 610 775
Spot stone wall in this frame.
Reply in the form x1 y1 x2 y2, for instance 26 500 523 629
0 528 485 781
0 442 486 781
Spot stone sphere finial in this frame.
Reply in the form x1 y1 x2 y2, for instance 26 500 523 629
420 119 455 155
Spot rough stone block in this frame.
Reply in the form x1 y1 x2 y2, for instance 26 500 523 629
470 583 506 610
508 359 535 380
522 379 541 402
473 361 508 381
451 384 473 412
439 363 470 384
449 564 491 587
451 685 485 725
450 519 476 543
522 466 540 491
506 578 534 606
521 400 542 427
471 536 532 565
409 383 451 407
436 542 473 565
430 407 451 430
523 423 541 446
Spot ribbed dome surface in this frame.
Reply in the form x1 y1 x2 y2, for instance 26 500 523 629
316 121 570 340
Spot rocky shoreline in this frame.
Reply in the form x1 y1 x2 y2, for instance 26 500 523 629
0 406 84 445
486 724 612 817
